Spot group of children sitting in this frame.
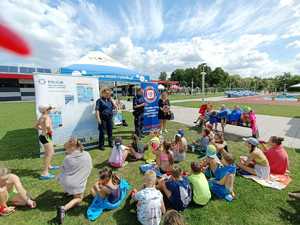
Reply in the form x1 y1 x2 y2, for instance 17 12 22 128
1 113 289 225
194 103 258 137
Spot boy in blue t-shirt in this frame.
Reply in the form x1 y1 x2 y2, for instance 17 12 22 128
157 166 192 211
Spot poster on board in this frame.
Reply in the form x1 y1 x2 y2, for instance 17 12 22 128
34 74 99 153
141 82 160 133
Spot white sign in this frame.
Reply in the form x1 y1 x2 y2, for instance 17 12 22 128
34 74 100 152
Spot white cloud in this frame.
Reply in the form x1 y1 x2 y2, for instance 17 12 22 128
279 0 294 8
103 34 285 77
287 40 300 48
119 0 164 40
0 0 120 67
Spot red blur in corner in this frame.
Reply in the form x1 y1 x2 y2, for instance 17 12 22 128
0 23 31 56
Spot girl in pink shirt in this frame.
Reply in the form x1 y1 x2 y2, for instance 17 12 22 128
261 136 289 175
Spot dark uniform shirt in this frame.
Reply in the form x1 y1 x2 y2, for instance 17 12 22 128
95 97 114 120
133 94 145 115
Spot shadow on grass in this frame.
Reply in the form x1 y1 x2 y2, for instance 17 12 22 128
0 128 40 160
279 199 300 225
10 168 40 179
113 196 139 225
295 149 300 154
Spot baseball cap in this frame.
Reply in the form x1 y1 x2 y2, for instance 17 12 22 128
243 137 259 146
206 144 218 159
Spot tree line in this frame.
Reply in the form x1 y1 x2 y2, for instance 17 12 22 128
159 63 300 92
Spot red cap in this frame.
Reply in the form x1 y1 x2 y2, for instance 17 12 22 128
0 23 31 56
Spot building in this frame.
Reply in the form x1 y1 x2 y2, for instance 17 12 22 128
0 65 52 101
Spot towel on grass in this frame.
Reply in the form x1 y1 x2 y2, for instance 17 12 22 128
241 174 292 190
87 178 130 221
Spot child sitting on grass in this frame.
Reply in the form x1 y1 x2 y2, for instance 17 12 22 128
188 162 211 206
0 166 36 216
157 166 191 211
127 134 148 161
171 133 187 163
108 137 130 168
211 132 228 160
205 148 236 202
132 170 166 225
144 130 161 163
157 141 174 174
188 128 211 157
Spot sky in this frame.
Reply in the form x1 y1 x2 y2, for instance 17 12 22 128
0 0 300 78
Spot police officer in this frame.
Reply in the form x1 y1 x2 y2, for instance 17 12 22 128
95 87 116 150
133 88 146 138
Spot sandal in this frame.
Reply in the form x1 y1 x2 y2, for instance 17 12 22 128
0 206 15 216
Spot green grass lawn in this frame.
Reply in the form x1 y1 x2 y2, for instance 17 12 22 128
0 102 300 225
173 101 300 118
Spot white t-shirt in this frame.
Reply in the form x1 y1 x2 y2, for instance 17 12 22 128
134 187 163 225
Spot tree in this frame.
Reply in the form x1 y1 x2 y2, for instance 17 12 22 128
159 72 167 81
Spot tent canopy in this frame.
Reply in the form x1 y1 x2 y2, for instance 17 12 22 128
60 51 150 83
290 83 300 88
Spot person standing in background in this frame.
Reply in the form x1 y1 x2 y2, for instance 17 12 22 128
158 91 171 134
133 88 146 138
96 87 116 150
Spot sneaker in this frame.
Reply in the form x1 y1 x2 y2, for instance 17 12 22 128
39 173 55 180
49 165 60 170
164 129 168 133
160 130 163 135
56 206 65 224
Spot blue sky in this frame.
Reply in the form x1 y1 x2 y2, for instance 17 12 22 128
0 0 300 77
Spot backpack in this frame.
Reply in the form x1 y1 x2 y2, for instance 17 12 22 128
178 178 192 208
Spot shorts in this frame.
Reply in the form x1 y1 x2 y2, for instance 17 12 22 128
254 164 270 179
39 134 52 144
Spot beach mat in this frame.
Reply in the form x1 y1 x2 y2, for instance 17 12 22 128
241 174 292 190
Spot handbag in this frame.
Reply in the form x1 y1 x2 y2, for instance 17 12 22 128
170 111 174 120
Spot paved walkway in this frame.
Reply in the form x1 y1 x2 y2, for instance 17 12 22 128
170 96 227 103
172 106 300 149
122 99 300 148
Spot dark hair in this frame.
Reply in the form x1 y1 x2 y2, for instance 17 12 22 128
214 132 224 144
163 210 186 225
203 128 210 137
191 162 202 173
99 167 120 185
250 144 256 153
172 165 182 179
163 140 174 165
270 136 284 145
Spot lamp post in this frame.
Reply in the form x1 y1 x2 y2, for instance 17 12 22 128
201 71 206 102
191 78 194 95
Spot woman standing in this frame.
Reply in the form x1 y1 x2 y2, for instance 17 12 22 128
158 91 171 134
96 87 116 150
56 138 92 224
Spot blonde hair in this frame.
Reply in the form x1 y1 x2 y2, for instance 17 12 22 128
163 210 186 225
100 87 111 97
0 166 10 177
144 170 157 187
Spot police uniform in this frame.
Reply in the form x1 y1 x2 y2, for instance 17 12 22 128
95 97 114 148
133 94 145 137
